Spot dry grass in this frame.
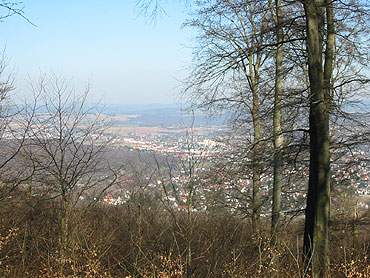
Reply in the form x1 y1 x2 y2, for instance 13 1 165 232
0 199 368 277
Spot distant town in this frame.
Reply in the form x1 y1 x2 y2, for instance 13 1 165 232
87 105 370 213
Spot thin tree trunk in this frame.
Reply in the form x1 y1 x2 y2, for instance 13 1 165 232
271 0 284 238
59 194 70 274
303 0 334 277
249 51 262 233
60 196 69 252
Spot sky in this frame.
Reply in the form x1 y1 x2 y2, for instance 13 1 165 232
0 0 193 105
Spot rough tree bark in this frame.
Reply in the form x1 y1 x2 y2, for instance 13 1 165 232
303 0 334 277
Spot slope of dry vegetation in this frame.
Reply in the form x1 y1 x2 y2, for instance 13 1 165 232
0 196 368 278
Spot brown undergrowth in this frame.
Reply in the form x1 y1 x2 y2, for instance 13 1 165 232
0 199 368 277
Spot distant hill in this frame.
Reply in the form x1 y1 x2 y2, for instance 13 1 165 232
98 103 228 127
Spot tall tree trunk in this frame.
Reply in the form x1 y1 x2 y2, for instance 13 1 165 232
271 0 285 238
303 0 334 277
249 51 262 233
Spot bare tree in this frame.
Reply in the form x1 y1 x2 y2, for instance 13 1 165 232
22 76 116 259
184 0 276 232
0 52 36 202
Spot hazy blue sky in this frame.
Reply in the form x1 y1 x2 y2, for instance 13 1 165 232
0 0 193 105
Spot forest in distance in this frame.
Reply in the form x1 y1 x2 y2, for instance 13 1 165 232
0 0 370 277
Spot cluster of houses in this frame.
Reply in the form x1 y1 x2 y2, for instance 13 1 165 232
100 144 369 214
